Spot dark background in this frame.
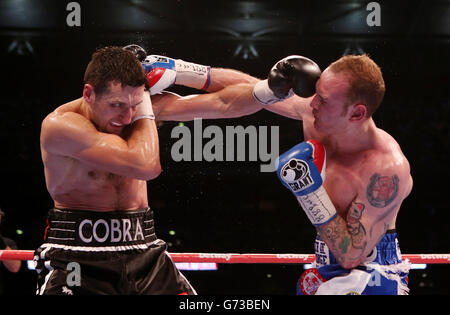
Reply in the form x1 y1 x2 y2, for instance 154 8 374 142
0 0 449 295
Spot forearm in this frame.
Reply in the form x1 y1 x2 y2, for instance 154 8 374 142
154 83 263 121
205 68 260 93
214 83 263 118
125 119 161 179
315 215 367 269
276 140 368 269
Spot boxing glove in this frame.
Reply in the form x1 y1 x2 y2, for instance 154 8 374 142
142 55 211 95
253 55 321 105
276 140 337 226
123 44 147 62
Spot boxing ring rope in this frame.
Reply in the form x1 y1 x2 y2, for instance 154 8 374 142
1 250 450 264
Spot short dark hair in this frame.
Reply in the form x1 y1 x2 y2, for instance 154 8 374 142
83 46 147 96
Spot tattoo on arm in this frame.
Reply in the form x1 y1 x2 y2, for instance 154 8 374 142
316 214 366 266
367 173 399 208
318 198 399 267
346 202 367 250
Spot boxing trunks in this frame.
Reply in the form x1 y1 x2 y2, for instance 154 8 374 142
297 230 410 295
34 208 196 295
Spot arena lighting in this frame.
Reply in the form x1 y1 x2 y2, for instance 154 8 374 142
343 42 365 56
175 262 218 271
7 39 34 56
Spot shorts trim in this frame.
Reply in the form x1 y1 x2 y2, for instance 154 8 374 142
39 239 163 253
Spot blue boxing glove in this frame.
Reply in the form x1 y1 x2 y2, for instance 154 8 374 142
276 140 337 226
142 55 211 95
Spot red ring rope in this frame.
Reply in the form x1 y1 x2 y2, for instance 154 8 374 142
1 250 449 264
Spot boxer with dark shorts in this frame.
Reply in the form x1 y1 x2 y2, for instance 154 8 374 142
35 208 195 295
37 46 194 295
38 45 266 295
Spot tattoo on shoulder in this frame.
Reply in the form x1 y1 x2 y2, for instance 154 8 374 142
366 173 399 208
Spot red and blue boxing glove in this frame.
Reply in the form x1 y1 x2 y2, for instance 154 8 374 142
123 44 211 95
141 55 177 95
142 55 211 95
276 140 337 226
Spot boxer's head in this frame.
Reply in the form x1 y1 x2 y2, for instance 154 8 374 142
310 54 385 132
82 46 147 134
328 54 385 117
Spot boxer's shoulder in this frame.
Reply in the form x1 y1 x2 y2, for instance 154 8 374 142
368 129 410 175
355 132 412 206
41 103 99 157
43 101 95 135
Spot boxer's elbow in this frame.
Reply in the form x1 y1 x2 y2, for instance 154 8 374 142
137 157 162 181
336 251 365 270
130 151 162 180
144 162 162 180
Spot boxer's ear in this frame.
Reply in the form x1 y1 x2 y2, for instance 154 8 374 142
349 104 367 121
83 84 96 104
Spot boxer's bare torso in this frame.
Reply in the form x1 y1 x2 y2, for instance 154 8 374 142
263 68 413 267
301 103 413 231
40 84 160 212
41 99 148 211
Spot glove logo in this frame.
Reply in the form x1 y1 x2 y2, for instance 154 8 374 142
280 158 314 192
144 55 169 64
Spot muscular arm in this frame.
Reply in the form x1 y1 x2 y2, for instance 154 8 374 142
152 83 263 121
152 84 311 122
151 61 310 121
205 68 260 92
263 95 311 120
316 172 405 269
41 112 161 180
206 68 310 120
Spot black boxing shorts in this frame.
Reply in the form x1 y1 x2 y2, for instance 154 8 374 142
34 208 196 295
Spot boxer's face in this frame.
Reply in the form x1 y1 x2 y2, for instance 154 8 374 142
310 68 353 133
88 82 145 135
